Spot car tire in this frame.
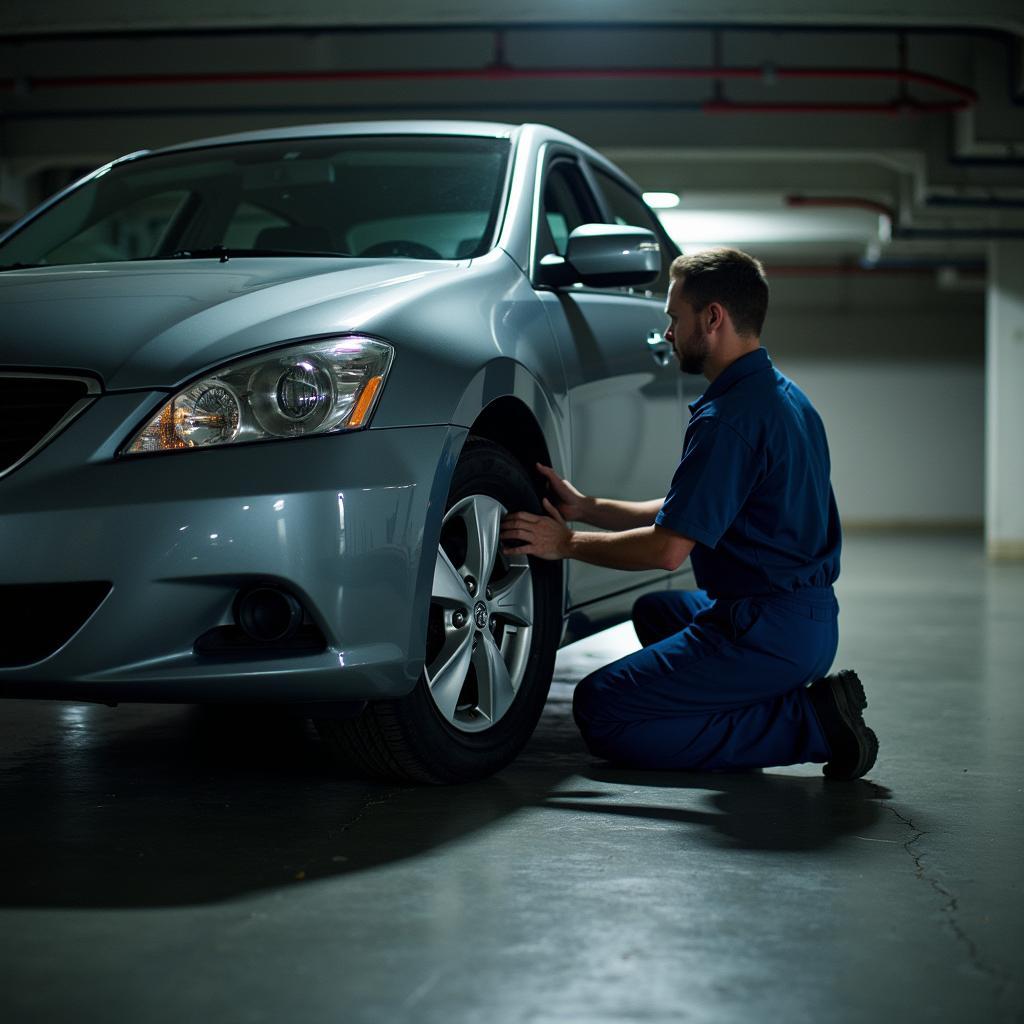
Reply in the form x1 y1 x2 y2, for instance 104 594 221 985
315 438 561 783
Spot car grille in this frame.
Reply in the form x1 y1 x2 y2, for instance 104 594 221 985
0 582 112 667
0 375 95 477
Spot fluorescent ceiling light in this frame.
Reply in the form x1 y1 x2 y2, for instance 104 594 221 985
643 191 680 209
657 208 888 246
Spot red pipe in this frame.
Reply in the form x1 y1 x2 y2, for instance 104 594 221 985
786 196 898 222
1 64 977 115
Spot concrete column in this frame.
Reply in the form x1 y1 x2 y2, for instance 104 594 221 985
986 241 1024 560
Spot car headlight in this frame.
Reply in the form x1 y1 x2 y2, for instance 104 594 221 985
122 335 393 455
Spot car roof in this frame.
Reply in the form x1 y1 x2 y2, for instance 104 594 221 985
127 121 623 177
146 120 523 156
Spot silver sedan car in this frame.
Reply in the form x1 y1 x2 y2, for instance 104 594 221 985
0 120 694 782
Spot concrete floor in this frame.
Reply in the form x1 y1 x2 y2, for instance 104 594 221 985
0 533 1021 1024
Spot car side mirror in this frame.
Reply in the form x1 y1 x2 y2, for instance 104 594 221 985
537 223 662 289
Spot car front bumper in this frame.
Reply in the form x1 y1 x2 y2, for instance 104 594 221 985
0 391 464 704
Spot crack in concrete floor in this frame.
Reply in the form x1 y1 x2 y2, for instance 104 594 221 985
875 791 1017 1018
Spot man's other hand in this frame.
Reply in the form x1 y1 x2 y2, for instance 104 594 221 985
536 463 594 523
500 499 572 560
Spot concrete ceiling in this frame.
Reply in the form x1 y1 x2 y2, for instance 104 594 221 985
2 1 1022 266
4 2 1024 35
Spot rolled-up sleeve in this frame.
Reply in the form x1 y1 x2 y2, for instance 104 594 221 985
655 416 761 548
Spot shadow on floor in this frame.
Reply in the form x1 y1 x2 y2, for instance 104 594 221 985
546 769 891 852
530 694 892 853
0 696 891 909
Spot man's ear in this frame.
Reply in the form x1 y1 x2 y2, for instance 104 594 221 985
705 301 726 334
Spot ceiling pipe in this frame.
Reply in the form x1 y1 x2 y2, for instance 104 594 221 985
4 19 1018 112
895 227 1024 239
784 194 1024 241
703 100 968 115
6 21 1017 166
786 195 896 222
926 195 1024 209
766 261 984 276
0 64 977 117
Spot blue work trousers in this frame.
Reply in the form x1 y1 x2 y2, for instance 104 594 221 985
572 588 837 771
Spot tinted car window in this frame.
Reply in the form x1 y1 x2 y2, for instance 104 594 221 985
0 136 511 267
537 160 600 259
592 168 675 295
19 188 193 266
222 201 290 249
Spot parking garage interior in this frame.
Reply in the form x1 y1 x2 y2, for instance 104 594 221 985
1 2 1023 1022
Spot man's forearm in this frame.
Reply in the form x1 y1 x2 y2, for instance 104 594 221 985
586 497 665 531
566 525 693 572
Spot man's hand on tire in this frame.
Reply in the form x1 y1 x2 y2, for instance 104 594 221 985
501 499 572 561
535 463 595 523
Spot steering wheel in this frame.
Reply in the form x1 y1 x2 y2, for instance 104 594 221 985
358 239 443 260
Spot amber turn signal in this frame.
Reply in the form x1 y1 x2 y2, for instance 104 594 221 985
348 375 384 428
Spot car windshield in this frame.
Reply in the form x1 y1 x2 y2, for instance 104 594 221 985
0 134 511 269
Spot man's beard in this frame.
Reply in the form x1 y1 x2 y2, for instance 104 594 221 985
678 326 710 375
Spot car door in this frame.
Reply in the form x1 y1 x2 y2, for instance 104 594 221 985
532 149 685 609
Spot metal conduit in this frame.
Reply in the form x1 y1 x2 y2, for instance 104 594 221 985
0 64 977 116
784 195 1024 240
786 197 897 222
766 263 985 276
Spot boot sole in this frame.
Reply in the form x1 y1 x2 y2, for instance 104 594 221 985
822 670 878 780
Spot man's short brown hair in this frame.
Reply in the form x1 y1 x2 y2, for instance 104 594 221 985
670 248 769 338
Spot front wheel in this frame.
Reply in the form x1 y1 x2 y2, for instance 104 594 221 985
316 439 561 783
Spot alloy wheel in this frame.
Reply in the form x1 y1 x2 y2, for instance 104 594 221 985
424 494 534 733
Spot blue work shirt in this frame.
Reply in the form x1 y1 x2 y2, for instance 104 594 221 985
655 348 841 599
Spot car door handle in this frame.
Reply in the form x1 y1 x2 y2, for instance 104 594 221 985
646 332 673 367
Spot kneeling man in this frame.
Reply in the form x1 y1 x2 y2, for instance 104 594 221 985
500 248 877 779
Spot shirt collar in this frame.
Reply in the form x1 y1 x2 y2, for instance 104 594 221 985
688 347 771 413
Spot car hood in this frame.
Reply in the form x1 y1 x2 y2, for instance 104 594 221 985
0 258 459 390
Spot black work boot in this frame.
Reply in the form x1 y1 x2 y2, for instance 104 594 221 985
807 670 878 780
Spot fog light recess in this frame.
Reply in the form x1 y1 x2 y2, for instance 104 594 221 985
235 586 304 643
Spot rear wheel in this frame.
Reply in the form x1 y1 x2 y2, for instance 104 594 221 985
315 439 560 783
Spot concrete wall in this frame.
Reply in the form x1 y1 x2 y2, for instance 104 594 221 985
762 271 985 528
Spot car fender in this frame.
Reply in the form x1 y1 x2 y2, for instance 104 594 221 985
449 357 569 481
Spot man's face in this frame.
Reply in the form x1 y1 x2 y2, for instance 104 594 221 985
664 279 710 376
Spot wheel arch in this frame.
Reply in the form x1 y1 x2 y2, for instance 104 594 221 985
469 396 551 488
450 358 570 480
425 362 571 641
464 391 569 619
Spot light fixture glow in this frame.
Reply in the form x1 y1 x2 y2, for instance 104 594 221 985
643 191 681 209
657 208 886 246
